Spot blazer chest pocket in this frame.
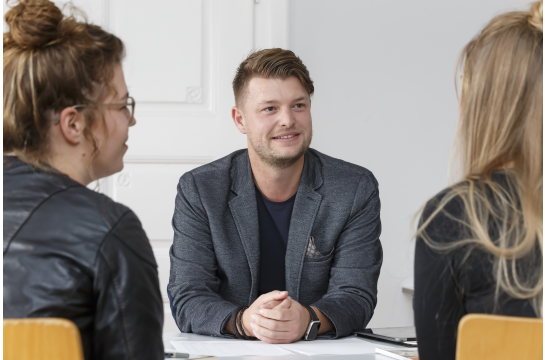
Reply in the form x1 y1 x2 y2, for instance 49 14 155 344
304 237 335 263
300 237 335 304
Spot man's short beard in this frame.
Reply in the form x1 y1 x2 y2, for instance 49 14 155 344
251 130 312 170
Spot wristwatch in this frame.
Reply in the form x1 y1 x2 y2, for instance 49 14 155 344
303 305 321 340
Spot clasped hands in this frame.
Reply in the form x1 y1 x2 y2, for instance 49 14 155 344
240 290 311 344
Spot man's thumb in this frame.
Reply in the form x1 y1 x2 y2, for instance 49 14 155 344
274 297 291 309
272 291 289 300
258 290 288 306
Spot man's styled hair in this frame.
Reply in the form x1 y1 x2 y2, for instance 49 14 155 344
232 48 314 107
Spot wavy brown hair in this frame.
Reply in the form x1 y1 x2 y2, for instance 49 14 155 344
3 0 125 167
417 1 543 317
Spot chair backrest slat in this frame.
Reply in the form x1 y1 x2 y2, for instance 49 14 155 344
3 318 84 360
456 314 543 360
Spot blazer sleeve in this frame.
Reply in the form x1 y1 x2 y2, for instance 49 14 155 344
311 172 383 338
93 210 164 360
168 172 239 337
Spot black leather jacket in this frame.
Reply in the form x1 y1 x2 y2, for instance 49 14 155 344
3 157 164 360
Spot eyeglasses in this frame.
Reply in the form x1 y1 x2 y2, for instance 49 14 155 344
72 96 136 121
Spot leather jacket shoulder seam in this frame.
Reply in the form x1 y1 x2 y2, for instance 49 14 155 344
109 232 157 268
3 183 84 255
93 209 132 259
93 209 156 268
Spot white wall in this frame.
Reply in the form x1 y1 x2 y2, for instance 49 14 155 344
288 0 530 328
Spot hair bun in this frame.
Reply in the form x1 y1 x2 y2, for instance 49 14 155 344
5 0 64 49
529 0 543 32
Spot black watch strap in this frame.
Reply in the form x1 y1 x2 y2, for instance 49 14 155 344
303 305 321 341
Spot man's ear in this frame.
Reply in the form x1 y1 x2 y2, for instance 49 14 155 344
231 106 247 135
58 107 86 145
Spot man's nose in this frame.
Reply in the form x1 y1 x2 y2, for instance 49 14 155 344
277 107 295 128
130 116 137 127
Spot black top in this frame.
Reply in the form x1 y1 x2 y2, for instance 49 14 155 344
255 186 296 295
414 172 538 360
3 157 164 360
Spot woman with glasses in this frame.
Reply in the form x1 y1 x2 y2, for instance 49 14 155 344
3 1 163 359
414 1 542 359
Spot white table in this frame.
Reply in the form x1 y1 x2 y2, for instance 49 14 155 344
163 332 413 360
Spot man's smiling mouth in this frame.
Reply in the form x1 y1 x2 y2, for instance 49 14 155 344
274 134 296 139
272 133 300 140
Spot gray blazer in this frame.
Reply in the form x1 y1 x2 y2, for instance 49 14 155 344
168 149 382 338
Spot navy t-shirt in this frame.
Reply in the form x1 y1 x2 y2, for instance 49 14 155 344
255 186 296 296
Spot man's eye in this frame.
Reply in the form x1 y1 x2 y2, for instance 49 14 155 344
294 103 304 108
265 107 274 111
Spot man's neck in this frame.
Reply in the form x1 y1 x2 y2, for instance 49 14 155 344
248 148 305 203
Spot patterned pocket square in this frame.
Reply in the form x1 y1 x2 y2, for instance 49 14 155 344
306 236 323 258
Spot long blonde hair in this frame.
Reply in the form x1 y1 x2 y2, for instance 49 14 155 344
417 1 543 317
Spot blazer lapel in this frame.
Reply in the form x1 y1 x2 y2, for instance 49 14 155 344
228 153 261 303
285 151 323 301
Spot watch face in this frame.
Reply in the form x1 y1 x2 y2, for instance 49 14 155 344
309 323 320 339
306 321 321 340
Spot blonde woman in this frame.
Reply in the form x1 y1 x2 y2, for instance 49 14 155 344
3 1 163 359
414 1 542 359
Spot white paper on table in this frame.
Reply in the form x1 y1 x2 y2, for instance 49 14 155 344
170 340 293 357
278 338 396 355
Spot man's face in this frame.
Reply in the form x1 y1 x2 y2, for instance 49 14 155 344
235 76 312 169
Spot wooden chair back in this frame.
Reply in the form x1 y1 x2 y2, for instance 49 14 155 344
456 314 543 360
3 318 84 360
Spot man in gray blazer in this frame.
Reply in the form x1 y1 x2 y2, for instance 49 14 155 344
168 48 382 344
